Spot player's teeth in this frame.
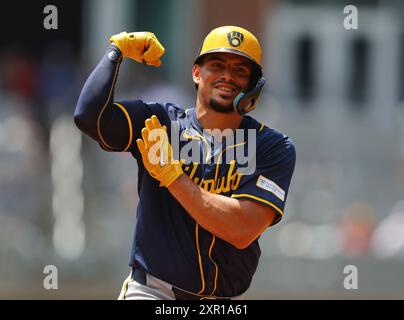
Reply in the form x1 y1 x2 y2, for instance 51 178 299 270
218 87 233 92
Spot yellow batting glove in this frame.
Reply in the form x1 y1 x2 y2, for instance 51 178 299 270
136 115 183 187
109 31 165 67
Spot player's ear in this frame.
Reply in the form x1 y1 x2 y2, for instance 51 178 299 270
192 64 201 87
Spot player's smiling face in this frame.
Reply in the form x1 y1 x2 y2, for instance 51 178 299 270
193 52 252 114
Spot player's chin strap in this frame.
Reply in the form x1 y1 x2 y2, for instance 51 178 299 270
233 77 266 115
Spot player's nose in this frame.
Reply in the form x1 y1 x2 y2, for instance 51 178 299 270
217 66 236 84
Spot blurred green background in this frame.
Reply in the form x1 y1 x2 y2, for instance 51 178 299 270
1 0 404 299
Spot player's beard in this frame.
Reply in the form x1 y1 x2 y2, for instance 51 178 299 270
208 98 235 114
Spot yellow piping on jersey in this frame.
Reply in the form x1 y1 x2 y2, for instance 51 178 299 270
259 123 265 132
97 60 121 150
118 272 132 300
195 223 206 294
114 103 133 151
208 235 219 296
231 193 284 217
182 129 201 141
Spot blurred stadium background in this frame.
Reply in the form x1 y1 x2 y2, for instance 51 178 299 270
1 0 404 299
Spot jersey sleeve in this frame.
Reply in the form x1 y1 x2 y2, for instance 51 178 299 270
98 101 172 159
74 45 176 157
231 135 296 226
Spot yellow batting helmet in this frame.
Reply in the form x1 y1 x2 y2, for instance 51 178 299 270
195 25 262 67
194 26 266 115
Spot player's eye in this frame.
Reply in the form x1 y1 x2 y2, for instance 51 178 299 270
209 61 224 69
234 66 250 77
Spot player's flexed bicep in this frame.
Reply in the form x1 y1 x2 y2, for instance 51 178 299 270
99 100 173 155
74 31 165 152
96 100 151 152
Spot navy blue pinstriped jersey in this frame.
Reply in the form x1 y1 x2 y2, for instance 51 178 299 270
100 101 295 297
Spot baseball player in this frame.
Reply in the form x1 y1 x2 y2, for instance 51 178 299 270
74 26 295 300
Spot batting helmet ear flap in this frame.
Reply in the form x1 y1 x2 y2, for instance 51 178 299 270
233 77 266 115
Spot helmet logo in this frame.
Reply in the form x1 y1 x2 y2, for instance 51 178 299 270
227 31 244 47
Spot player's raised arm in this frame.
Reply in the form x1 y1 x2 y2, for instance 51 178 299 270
74 32 165 151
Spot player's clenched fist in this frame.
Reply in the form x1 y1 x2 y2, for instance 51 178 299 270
136 115 183 187
109 31 165 67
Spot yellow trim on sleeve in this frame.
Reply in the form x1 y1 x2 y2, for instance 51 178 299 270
259 123 265 132
114 103 133 151
231 193 284 217
97 61 121 150
208 235 219 296
195 223 206 294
